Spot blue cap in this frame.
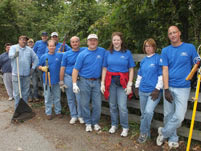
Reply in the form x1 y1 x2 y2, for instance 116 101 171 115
41 32 48 36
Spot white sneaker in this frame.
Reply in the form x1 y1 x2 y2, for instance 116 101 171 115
78 117 84 124
156 127 165 146
120 128 129 137
8 97 13 101
85 124 92 132
109 126 117 134
69 117 77 124
94 124 101 131
168 142 179 149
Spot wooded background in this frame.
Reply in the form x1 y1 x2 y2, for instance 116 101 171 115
0 0 201 53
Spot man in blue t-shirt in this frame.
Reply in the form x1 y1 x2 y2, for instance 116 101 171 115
157 26 199 149
38 40 63 120
72 34 105 132
32 32 49 101
60 36 86 124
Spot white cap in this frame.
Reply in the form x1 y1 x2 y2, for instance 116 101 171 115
51 32 58 37
87 34 98 40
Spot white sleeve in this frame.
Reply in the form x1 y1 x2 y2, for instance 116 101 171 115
155 75 163 90
135 75 142 88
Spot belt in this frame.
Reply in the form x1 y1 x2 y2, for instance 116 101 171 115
88 78 98 81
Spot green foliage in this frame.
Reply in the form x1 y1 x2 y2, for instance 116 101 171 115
0 0 200 53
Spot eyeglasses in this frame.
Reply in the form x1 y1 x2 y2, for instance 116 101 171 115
145 45 152 48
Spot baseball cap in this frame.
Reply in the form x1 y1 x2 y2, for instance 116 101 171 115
51 32 58 37
87 34 98 40
28 38 34 43
41 32 48 36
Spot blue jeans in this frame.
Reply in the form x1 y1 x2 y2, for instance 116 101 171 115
64 74 82 118
43 83 61 115
79 77 101 125
109 82 129 129
161 87 190 143
139 90 161 136
12 75 30 108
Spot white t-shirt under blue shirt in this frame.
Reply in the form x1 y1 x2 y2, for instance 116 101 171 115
160 42 199 88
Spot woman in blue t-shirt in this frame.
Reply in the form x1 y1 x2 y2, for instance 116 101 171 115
101 32 135 137
134 38 163 143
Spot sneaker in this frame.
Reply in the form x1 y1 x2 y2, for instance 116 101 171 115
138 133 148 144
78 117 84 124
94 124 101 131
156 127 165 146
109 126 117 134
8 97 13 101
46 115 52 120
121 128 129 137
85 124 92 132
33 97 39 102
69 117 77 124
168 142 179 149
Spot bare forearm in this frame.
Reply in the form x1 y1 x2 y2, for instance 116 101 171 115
60 67 65 81
72 68 79 83
128 68 134 83
101 67 107 83
163 66 169 89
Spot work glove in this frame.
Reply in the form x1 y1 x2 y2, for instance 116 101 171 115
73 83 80 94
125 81 132 95
30 68 35 75
41 66 48 72
100 82 105 94
14 50 19 58
59 81 67 93
133 87 139 99
150 88 160 101
165 89 173 103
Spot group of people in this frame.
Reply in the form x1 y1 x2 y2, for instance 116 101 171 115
0 25 199 149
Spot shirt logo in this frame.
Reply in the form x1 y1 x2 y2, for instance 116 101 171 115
160 58 162 63
120 55 125 59
56 58 59 61
150 63 155 67
97 55 101 59
180 52 188 56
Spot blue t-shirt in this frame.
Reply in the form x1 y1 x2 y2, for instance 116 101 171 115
61 47 87 75
103 50 135 72
138 53 162 92
0 52 12 73
33 40 48 60
39 53 63 84
74 47 105 78
160 42 199 88
46 42 71 53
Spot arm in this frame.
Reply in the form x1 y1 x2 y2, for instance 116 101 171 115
128 67 134 84
60 67 65 81
101 67 107 83
72 68 79 84
163 66 169 89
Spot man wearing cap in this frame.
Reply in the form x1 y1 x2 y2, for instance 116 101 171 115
72 34 105 132
46 32 71 53
0 43 13 101
9 35 38 107
32 32 49 101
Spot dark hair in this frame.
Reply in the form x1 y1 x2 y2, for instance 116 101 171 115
4 43 12 48
108 32 127 53
19 35 29 41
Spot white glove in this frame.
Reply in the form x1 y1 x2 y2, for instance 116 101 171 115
100 82 105 94
59 81 68 93
125 81 133 95
73 83 80 94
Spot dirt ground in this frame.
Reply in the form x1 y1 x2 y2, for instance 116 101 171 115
0 83 201 151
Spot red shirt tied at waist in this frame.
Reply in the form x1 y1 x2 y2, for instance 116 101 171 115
104 71 133 100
